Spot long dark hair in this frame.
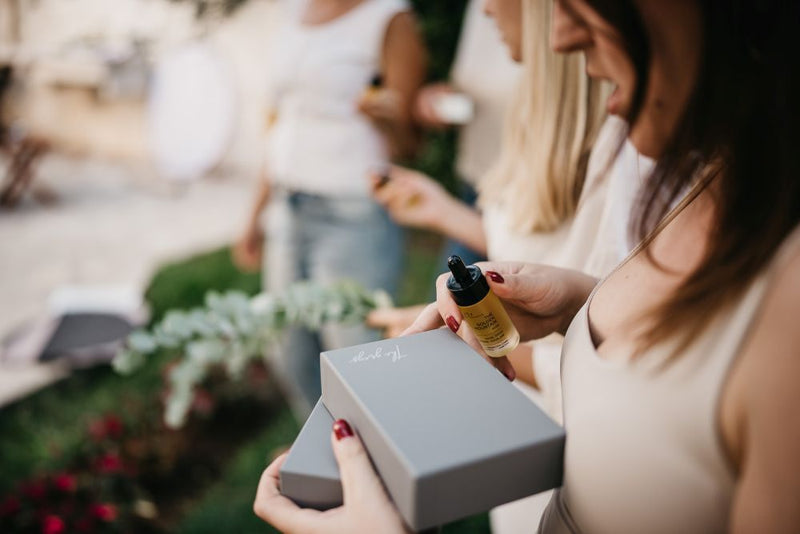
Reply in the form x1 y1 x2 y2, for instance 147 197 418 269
587 0 800 352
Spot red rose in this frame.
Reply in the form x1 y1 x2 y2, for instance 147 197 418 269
53 473 77 493
90 503 117 522
42 515 66 534
88 419 107 442
0 495 21 517
103 415 124 440
95 453 123 474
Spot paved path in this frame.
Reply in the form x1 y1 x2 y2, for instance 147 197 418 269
0 154 256 405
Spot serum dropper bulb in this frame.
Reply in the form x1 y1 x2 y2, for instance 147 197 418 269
448 255 472 286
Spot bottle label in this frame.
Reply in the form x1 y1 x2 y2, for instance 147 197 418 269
458 292 520 358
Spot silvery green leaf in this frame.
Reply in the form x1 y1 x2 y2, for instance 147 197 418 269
225 341 249 379
250 293 279 315
186 310 217 337
371 289 393 309
206 312 236 338
232 307 257 337
186 338 226 365
152 328 180 349
205 291 224 311
160 311 194 339
112 348 145 375
226 291 251 313
165 391 192 429
128 330 157 354
169 360 206 388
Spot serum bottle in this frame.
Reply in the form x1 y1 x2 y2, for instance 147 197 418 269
446 256 520 358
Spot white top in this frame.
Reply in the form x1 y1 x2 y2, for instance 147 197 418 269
553 115 654 274
450 0 521 186
263 0 407 197
482 116 654 423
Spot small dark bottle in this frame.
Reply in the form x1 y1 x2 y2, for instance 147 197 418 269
446 256 520 358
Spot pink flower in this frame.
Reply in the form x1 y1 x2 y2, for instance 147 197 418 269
103 415 124 440
90 503 117 522
53 473 77 493
0 495 21 517
95 453 123 474
88 414 124 441
42 515 66 534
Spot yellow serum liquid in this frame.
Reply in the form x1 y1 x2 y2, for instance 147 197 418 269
458 291 520 358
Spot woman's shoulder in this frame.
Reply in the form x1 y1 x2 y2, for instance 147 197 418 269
745 226 800 358
722 230 800 526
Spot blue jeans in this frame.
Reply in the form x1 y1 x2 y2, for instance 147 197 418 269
263 191 403 417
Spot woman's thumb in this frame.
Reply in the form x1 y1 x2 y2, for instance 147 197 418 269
331 419 387 502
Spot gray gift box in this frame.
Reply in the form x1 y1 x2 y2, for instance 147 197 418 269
319 329 565 531
280 400 342 510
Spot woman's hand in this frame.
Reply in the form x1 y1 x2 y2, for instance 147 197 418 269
358 88 404 128
232 221 263 272
403 262 598 372
370 166 457 232
413 82 455 129
367 304 427 339
254 419 408 534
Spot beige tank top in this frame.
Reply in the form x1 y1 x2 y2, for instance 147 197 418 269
539 223 800 534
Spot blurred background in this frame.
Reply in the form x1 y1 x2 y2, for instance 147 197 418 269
1 0 483 532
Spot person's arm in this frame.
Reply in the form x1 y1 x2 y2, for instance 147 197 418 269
232 169 271 272
366 304 428 339
358 11 428 159
728 252 800 532
413 82 457 129
371 166 487 255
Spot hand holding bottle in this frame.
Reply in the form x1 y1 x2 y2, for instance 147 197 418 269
413 83 474 128
358 86 404 128
370 166 458 232
403 262 600 372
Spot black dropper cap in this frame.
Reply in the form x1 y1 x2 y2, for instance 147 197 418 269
446 255 490 307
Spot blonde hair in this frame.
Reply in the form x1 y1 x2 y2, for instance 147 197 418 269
480 0 608 233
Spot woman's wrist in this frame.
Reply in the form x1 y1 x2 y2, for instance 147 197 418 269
432 196 483 245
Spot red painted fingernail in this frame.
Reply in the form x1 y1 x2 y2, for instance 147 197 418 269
487 271 505 283
503 368 515 382
333 419 354 440
446 315 460 333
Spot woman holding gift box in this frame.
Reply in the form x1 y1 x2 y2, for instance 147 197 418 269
255 0 800 532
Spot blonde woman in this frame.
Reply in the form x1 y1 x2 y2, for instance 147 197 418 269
370 0 616 395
